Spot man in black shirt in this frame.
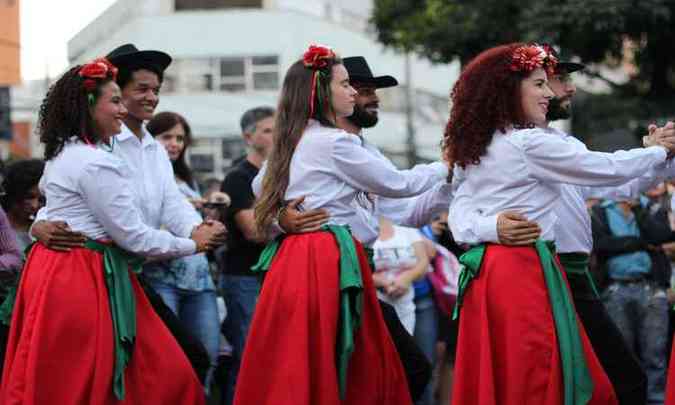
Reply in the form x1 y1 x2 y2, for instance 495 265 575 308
220 106 274 404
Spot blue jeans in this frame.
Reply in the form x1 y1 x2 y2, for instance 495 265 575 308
146 279 220 393
220 274 260 405
603 281 669 404
413 295 438 405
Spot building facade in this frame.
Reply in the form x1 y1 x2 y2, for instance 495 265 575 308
67 0 459 180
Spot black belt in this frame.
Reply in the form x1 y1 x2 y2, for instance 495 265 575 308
611 276 648 285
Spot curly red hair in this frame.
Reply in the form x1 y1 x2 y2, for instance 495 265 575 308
444 43 535 169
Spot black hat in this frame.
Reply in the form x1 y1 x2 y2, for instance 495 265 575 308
547 45 585 74
343 56 398 88
106 43 172 74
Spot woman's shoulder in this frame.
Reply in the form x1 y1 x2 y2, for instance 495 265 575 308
501 126 554 149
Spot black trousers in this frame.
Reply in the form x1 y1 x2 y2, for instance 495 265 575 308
378 300 432 402
137 275 211 384
569 274 647 405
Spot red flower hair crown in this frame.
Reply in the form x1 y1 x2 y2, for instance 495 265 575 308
302 44 338 119
78 58 118 93
509 43 558 76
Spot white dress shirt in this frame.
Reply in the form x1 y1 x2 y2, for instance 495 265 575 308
253 120 448 245
38 140 196 258
453 127 675 253
36 124 201 237
449 127 667 245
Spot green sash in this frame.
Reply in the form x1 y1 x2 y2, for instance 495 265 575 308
453 241 594 405
84 240 144 401
558 253 599 298
0 283 17 326
252 225 363 399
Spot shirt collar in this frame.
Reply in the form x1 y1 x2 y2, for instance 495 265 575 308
117 123 157 149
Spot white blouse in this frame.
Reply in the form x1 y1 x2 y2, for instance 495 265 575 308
253 120 448 245
449 126 667 244
454 127 675 253
38 141 196 259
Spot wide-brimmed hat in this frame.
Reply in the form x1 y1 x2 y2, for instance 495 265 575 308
106 43 172 74
343 56 398 88
547 45 585 74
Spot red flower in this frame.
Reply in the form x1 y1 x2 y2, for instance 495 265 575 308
303 44 336 69
79 58 118 81
509 44 557 75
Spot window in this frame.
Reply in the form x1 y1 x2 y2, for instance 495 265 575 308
175 0 263 10
163 55 279 93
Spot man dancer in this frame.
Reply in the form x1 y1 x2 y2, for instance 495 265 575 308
31 44 225 384
452 48 675 404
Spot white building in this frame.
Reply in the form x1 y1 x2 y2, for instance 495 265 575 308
68 0 460 179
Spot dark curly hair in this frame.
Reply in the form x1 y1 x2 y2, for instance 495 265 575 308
1 159 45 211
37 65 114 160
147 111 194 188
444 43 531 169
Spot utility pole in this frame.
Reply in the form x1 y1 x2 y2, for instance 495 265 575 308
404 52 417 167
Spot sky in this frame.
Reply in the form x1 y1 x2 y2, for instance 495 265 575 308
20 0 117 81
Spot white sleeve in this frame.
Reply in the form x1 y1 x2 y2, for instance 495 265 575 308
157 147 202 238
377 183 453 228
520 129 667 186
331 134 448 198
251 162 265 199
582 158 675 201
78 159 196 259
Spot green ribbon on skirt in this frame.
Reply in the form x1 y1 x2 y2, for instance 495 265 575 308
84 240 144 401
251 225 363 399
453 240 594 405
0 283 17 326
557 252 599 299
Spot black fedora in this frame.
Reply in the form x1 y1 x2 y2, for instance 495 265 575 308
343 56 398 88
547 45 585 74
106 43 172 74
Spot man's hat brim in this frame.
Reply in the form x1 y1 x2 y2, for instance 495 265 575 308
106 44 172 74
557 61 585 74
349 74 398 89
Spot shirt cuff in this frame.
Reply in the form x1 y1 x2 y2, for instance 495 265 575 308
475 214 500 243
429 161 449 180
648 145 668 163
177 238 197 256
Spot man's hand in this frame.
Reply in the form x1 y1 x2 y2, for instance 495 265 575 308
279 196 330 233
191 220 227 252
386 273 413 299
497 211 541 246
645 121 675 153
31 220 87 252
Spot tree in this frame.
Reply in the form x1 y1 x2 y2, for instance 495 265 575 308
372 0 675 98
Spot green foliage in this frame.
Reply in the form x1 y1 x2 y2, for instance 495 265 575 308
372 0 675 97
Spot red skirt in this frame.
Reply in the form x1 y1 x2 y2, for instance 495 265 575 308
233 232 412 405
0 244 204 405
451 244 617 405
665 343 675 404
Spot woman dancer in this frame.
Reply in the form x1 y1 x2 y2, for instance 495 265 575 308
446 43 673 405
0 58 216 404
233 44 448 405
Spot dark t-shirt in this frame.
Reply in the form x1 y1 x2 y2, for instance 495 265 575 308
221 159 264 276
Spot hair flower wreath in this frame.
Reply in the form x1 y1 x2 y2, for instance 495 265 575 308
302 44 337 118
78 58 118 93
509 43 558 76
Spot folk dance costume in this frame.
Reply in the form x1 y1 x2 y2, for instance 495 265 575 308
0 141 205 405
455 125 675 403
233 120 448 405
449 126 669 405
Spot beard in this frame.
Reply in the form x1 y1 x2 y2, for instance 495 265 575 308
346 103 379 128
546 97 572 121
